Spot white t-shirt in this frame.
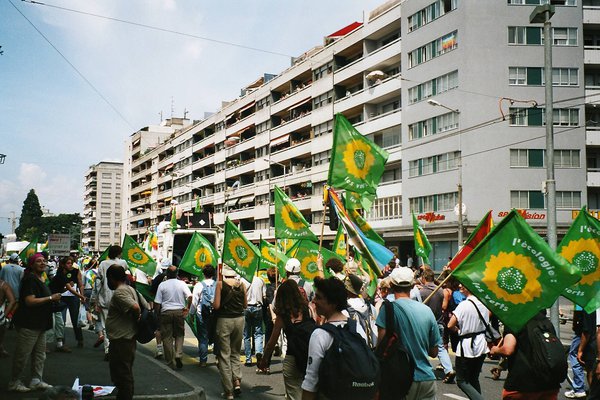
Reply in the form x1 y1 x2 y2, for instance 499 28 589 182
452 296 490 358
244 275 265 306
191 279 215 316
301 320 368 393
96 258 129 308
155 279 192 312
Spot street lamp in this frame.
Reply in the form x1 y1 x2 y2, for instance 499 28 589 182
530 4 560 333
427 99 464 247
0 154 6 164
263 158 287 189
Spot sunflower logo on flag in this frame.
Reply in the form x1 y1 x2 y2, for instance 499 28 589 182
482 252 542 305
228 237 254 268
261 246 277 265
194 248 213 267
342 141 375 179
281 204 306 230
128 248 149 265
25 248 36 259
560 238 600 286
300 254 320 281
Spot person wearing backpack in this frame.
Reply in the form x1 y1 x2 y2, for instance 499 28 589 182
301 277 377 400
259 279 315 400
375 267 441 400
490 310 564 399
191 264 216 367
344 273 377 349
447 284 490 400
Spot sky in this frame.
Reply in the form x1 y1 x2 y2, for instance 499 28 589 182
0 0 385 236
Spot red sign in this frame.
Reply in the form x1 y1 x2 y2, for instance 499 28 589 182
417 212 446 223
497 210 546 220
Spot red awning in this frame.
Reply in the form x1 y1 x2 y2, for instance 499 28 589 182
327 22 362 38
270 134 290 147
287 96 312 112
238 101 256 114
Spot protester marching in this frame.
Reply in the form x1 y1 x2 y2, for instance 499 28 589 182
1 112 600 400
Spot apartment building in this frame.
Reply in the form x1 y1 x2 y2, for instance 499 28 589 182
82 161 124 252
123 0 597 269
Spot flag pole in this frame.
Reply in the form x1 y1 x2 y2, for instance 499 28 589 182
319 186 329 252
422 270 454 305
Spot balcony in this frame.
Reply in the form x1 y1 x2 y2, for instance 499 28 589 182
586 87 600 104
588 169 600 187
584 6 600 25
587 127 600 146
334 38 401 85
270 85 312 115
585 47 600 65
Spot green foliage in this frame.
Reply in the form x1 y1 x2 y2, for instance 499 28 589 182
38 213 82 249
15 189 43 240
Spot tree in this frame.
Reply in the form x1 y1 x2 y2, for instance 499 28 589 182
38 213 82 249
15 189 43 241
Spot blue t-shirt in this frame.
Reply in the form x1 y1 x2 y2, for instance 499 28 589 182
375 298 440 382
452 290 466 305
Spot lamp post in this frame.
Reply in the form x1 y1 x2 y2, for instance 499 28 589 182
427 99 463 247
530 4 560 333
264 158 287 190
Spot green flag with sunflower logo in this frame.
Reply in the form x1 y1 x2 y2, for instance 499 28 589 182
452 210 582 333
121 234 157 276
274 186 318 241
277 238 297 253
98 246 109 262
328 113 389 195
19 240 38 262
332 225 347 259
259 240 288 276
287 240 337 282
222 218 260 282
559 206 600 313
412 213 432 264
179 232 219 279
343 190 375 211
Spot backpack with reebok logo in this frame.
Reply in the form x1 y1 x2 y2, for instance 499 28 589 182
526 313 568 384
374 300 414 400
317 319 380 400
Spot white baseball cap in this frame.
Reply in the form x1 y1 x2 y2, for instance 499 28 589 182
389 267 415 287
285 258 301 274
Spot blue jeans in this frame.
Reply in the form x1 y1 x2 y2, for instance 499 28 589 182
437 323 454 374
195 314 209 363
60 296 83 343
569 334 586 393
243 305 263 362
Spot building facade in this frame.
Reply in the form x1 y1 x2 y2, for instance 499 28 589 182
82 161 124 252
123 0 597 269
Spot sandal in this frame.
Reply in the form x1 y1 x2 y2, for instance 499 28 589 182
490 367 502 380
442 371 456 384
233 379 241 396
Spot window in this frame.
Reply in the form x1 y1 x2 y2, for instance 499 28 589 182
510 191 545 208
408 31 458 68
101 173 112 179
509 107 543 126
312 150 331 166
408 70 458 104
215 162 226 172
409 151 460 177
554 150 580 167
508 0 576 5
551 68 578 86
381 163 402 183
100 222 110 228
257 96 270 110
552 108 579 126
410 192 458 213
510 149 544 167
101 212 111 218
313 61 333 81
510 67 578 86
553 28 577 46
116 183 121 189
508 27 541 45
409 111 459 140
100 202 111 209
256 121 270 134
313 90 333 109
255 169 270 182
509 67 527 85
101 182 112 189
101 193 111 199
367 125 401 149
407 0 458 33
557 191 582 209
314 120 333 137
255 219 270 230
364 196 402 221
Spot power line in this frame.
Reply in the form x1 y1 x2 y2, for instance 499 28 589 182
9 0 135 130
21 0 294 58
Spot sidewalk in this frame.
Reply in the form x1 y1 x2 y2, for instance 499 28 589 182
0 326 204 400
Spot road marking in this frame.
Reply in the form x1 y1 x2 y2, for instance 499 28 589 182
443 394 469 400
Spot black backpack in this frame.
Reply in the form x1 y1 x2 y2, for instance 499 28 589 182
285 309 316 373
374 300 415 400
317 319 380 400
525 314 568 384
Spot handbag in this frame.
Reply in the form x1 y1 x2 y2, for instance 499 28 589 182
468 299 501 344
134 290 157 344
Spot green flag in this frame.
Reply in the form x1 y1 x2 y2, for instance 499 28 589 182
274 186 318 241
412 213 432 264
260 240 288 276
121 234 157 276
195 197 202 213
19 240 38 262
332 225 347 259
287 240 337 282
355 252 377 298
179 232 219 279
348 208 385 246
98 246 109 262
222 218 260 282
170 207 178 233
453 210 582 332
277 238 297 253
344 191 375 210
328 113 389 195
559 207 600 313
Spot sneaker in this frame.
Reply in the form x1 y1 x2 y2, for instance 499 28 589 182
55 345 72 353
443 371 456 384
155 344 164 359
176 358 183 369
8 381 31 392
198 361 207 367
233 379 241 396
30 380 52 390
94 336 104 348
565 390 587 399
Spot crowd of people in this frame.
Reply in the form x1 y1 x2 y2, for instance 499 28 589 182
0 247 599 400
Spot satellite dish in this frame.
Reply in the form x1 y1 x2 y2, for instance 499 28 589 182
454 203 467 216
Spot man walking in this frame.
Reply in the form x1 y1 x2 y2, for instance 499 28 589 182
191 264 216 366
0 253 25 301
243 274 264 366
106 265 147 400
154 263 192 370
375 267 440 400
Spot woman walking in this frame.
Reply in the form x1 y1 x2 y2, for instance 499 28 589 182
51 257 86 347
